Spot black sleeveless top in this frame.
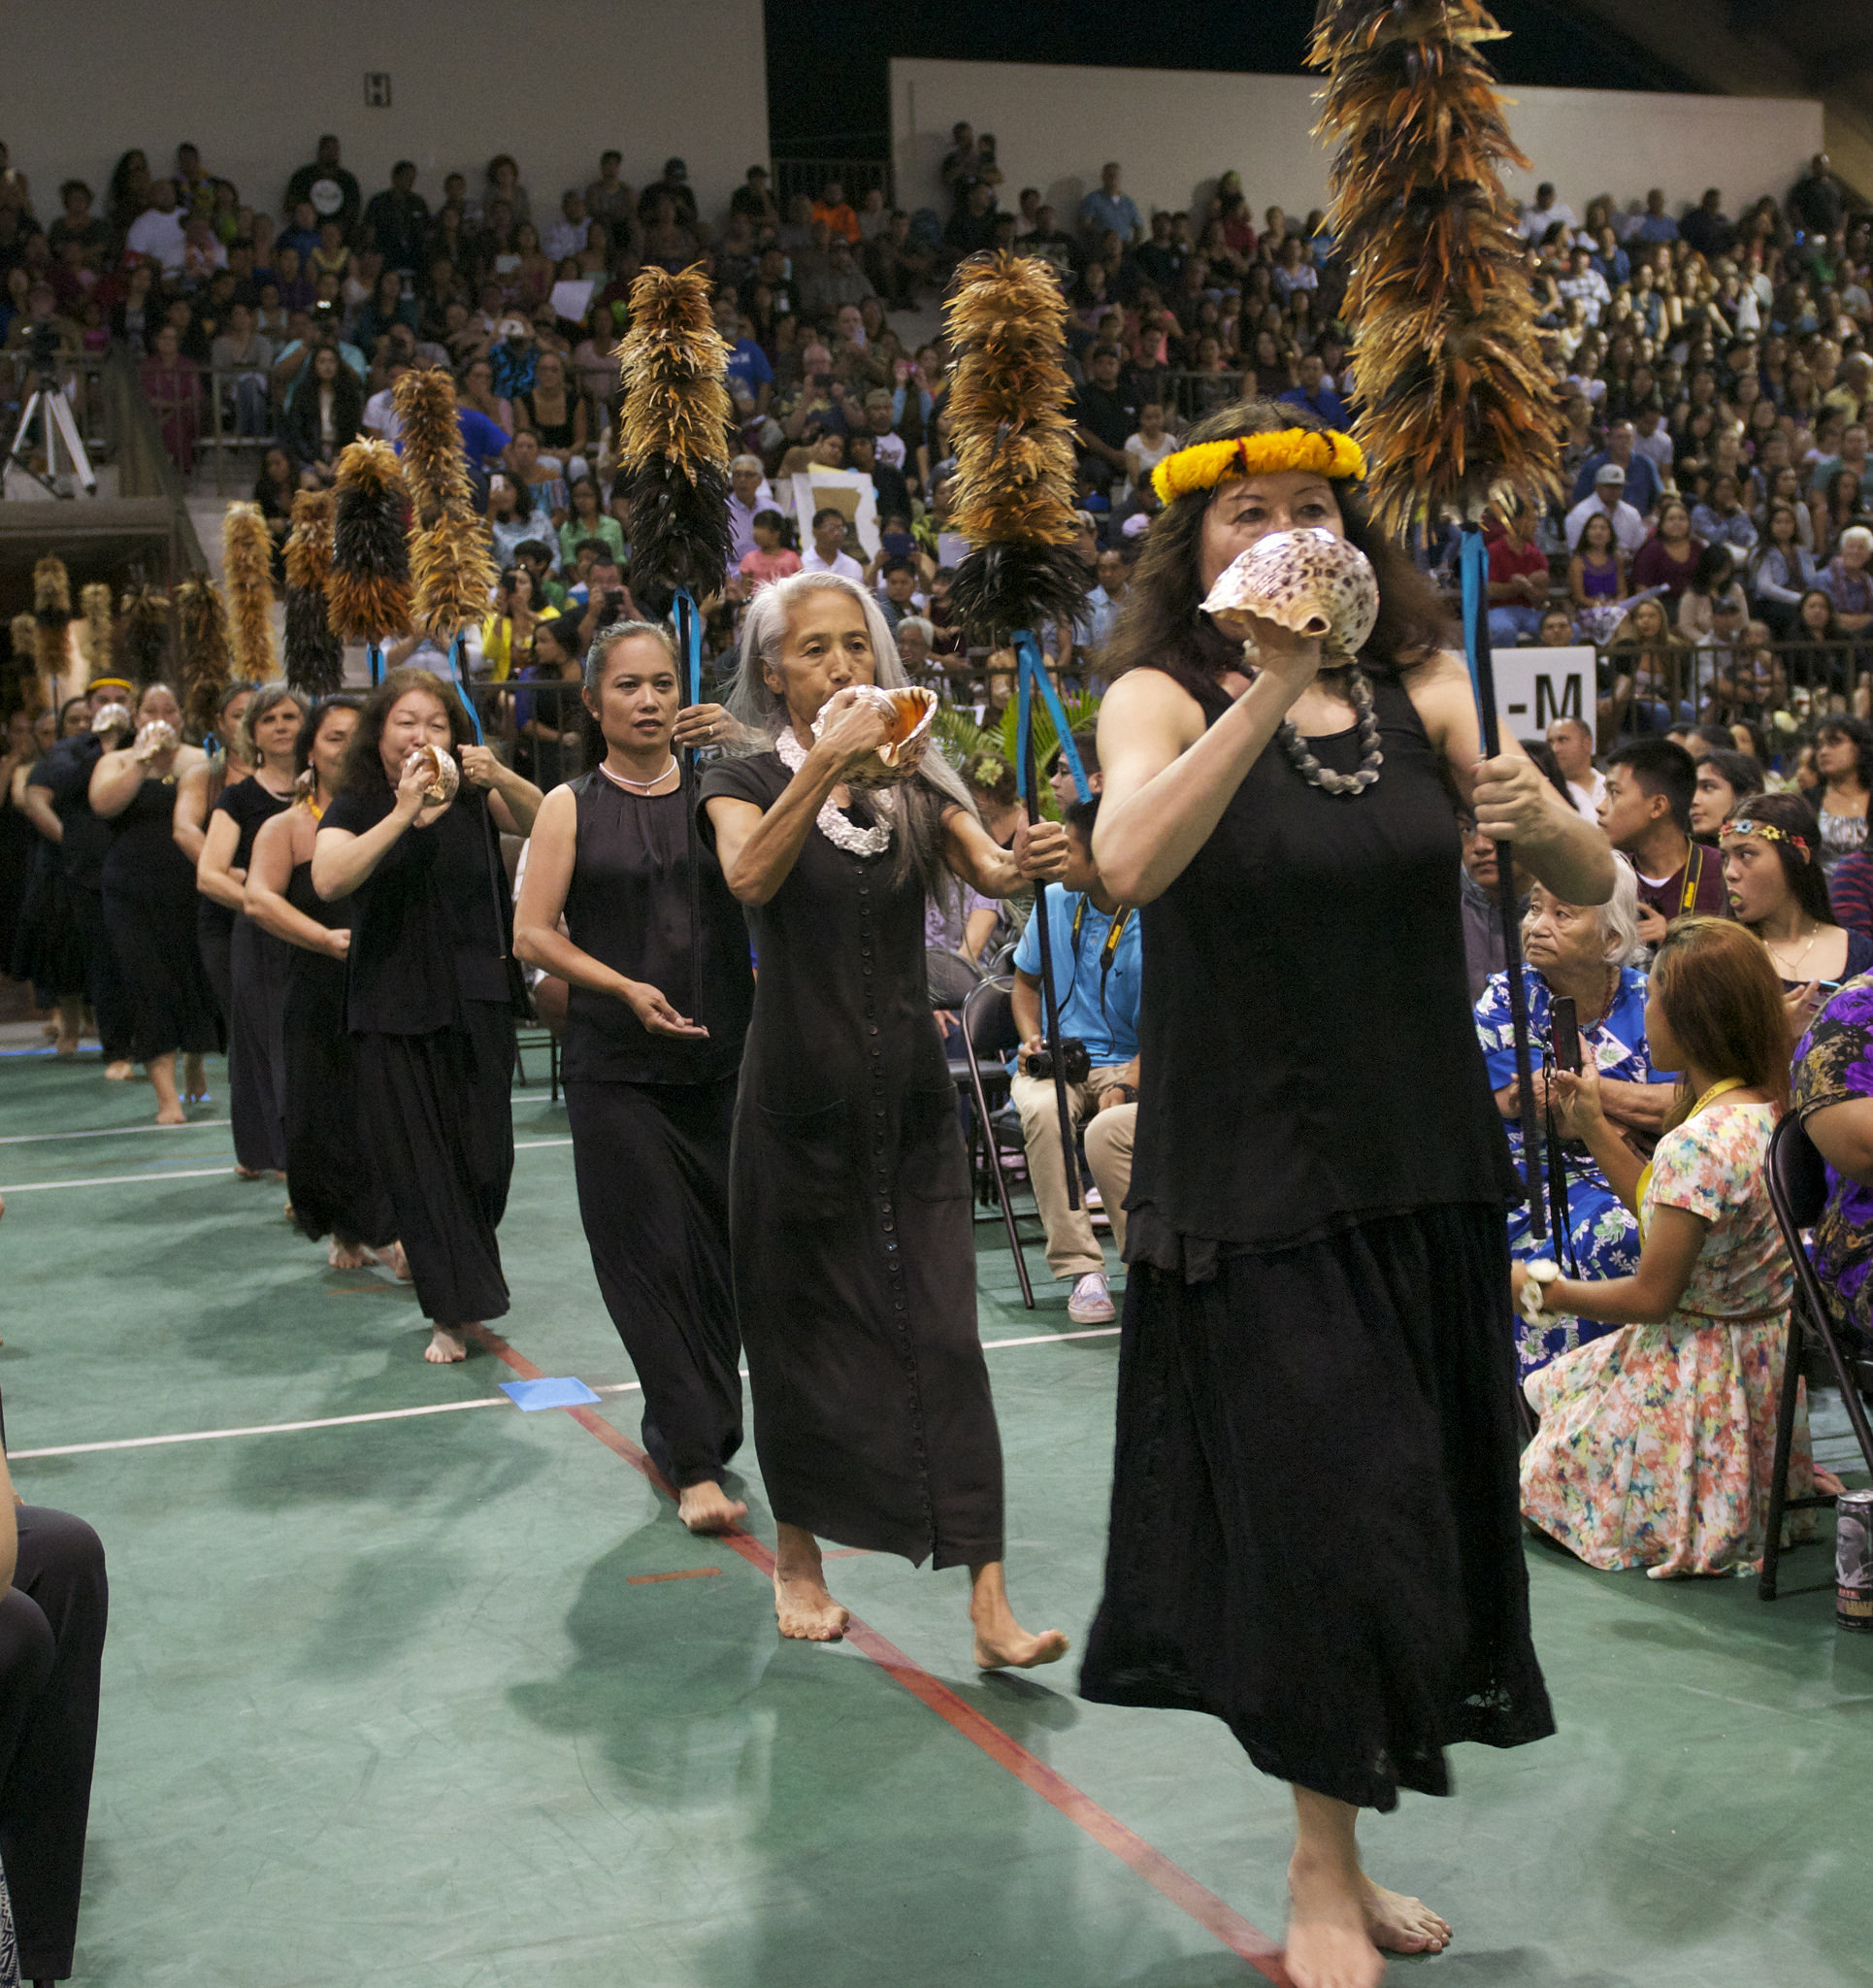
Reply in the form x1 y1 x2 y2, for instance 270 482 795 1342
1128 666 1518 1277
100 773 194 901
33 736 109 889
287 856 351 931
561 766 752 1084
213 775 290 869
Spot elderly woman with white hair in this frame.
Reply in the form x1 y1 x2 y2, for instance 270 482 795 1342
1473 856 1676 1379
700 570 1071 1668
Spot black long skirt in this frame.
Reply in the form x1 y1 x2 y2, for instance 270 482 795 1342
565 1077 742 1490
283 950 393 1250
227 915 290 1173
1079 1202 1556 1813
197 899 234 1030
8 848 75 1001
100 880 220 1063
355 1003 514 1328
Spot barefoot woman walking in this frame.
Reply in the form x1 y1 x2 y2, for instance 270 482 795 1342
1079 407 1612 1988
702 572 1069 1667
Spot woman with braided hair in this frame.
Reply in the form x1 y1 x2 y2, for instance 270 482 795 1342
1078 402 1612 1987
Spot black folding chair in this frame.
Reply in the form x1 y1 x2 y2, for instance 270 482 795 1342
1758 1111 1873 1599
959 975 1045 1309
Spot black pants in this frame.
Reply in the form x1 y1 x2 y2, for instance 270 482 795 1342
356 1004 515 1328
227 916 289 1174
565 1077 743 1488
0 1508 108 1981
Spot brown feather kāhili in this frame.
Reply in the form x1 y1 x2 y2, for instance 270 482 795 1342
221 502 280 681
32 554 71 687
9 613 43 715
393 368 474 520
1309 0 1560 533
325 440 412 643
79 583 114 678
941 251 1087 640
120 585 171 688
615 265 732 607
411 512 498 640
176 577 234 739
282 491 343 696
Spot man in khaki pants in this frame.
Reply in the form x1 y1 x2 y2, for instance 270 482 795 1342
1010 796 1141 1324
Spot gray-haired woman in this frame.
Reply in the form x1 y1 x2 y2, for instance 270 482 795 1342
1473 856 1673 1380
699 571 1071 1666
514 623 754 1533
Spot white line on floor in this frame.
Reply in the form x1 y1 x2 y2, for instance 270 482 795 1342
0 1120 232 1145
6 1332 1115 1459
2 1138 574 1193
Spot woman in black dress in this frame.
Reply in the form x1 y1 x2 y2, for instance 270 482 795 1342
1080 404 1613 1988
175 680 256 1029
88 683 221 1124
197 684 305 1177
515 623 754 1532
312 669 542 1364
701 571 1070 1667
245 695 396 1269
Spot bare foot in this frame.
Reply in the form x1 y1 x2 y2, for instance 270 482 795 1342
234 1164 266 1179
677 1479 748 1535
1287 1848 1386 1988
154 1102 186 1127
969 1560 1069 1670
52 1034 79 1059
1363 1878 1450 1957
388 1241 414 1282
772 1524 849 1641
424 1326 468 1364
183 1054 208 1102
103 1060 133 1081
327 1238 373 1271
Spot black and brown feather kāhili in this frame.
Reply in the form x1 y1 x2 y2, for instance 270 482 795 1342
325 440 412 643
120 585 171 687
394 368 475 520
79 583 114 679
1309 0 1561 532
221 502 280 681
8 613 42 714
176 577 234 739
615 265 732 607
282 490 344 696
32 554 71 687
940 252 1087 640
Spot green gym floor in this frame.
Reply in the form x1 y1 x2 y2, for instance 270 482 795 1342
0 1040 1868 1988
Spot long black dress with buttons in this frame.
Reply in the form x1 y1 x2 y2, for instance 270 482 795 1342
699 752 1003 1568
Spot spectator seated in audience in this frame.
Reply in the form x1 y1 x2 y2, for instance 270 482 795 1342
1517 917 1812 1577
1748 502 1819 636
1688 746 1765 841
1721 793 1873 1014
1546 715 1606 820
1598 740 1732 939
1476 859 1668 1378
1601 597 1689 739
1565 462 1646 556
1677 544 1748 643
738 509 801 590
1567 510 1627 620
1484 495 1553 646
1009 795 1141 1328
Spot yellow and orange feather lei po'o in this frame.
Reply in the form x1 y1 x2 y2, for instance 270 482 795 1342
1151 428 1366 506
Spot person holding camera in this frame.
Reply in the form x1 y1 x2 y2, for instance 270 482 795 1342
1009 794 1140 1325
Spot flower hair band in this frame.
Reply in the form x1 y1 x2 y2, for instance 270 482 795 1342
1151 428 1367 506
1720 817 1811 861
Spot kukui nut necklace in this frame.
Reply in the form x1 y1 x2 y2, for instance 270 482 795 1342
1251 661 1384 796
776 726 895 857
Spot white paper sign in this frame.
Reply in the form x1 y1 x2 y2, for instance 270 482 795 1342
548 280 595 326
1493 646 1594 746
790 469 879 559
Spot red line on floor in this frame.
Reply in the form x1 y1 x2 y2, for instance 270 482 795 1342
466 1325 1289 1984
627 1568 723 1586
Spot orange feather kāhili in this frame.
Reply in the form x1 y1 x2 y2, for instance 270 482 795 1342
8 613 43 715
221 502 279 681
941 251 1087 639
79 583 114 678
411 512 498 640
394 367 474 520
1309 0 1560 533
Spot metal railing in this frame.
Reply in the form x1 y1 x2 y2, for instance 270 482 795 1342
772 157 892 213
1589 636 1871 746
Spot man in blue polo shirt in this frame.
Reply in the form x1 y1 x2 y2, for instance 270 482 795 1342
1010 793 1142 1324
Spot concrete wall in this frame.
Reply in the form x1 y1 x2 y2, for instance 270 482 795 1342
7 0 769 226
891 56 1824 233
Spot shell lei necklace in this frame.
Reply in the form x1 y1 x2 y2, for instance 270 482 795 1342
600 756 678 793
1261 664 1384 796
775 725 894 857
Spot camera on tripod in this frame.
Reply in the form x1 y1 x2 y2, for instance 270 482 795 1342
1021 1037 1091 1083
25 322 63 384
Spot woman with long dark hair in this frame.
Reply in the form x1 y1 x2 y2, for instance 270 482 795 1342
515 624 753 1531
1721 790 1873 991
700 572 1070 1664
245 695 395 1270
89 683 221 1123
1813 714 1873 881
1079 402 1612 1984
281 346 365 489
196 684 305 1177
312 670 542 1362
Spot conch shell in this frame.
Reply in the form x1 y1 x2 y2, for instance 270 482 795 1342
91 702 133 736
813 684 936 788
1200 527 1379 668
404 742 459 804
134 718 180 756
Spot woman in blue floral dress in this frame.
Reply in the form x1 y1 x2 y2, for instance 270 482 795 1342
1476 860 1674 1377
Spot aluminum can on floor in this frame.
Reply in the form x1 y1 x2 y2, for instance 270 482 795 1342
1838 1488 1873 1634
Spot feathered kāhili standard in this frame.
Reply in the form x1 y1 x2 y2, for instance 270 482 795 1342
79 582 114 677
282 490 344 696
615 265 732 608
325 440 412 644
120 584 171 688
33 554 72 687
8 613 43 715
941 252 1086 640
411 512 498 640
394 368 474 520
176 577 235 740
1309 0 1561 533
221 502 280 681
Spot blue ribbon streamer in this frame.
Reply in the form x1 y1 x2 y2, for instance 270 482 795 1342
673 587 703 709
1458 528 1489 740
1011 630 1091 807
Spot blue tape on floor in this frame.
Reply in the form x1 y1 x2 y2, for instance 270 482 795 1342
499 1376 602 1411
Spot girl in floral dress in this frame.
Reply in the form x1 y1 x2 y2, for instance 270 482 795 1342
1514 917 1816 1576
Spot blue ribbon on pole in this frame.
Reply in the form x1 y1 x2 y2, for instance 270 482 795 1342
1011 629 1091 808
673 586 703 709
367 643 383 688
1458 528 1490 746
